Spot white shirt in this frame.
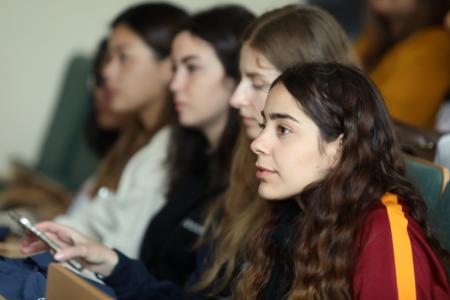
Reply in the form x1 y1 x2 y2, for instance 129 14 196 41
55 126 171 258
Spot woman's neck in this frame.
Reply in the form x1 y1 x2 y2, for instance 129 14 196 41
202 111 229 150
384 13 412 40
389 20 405 39
138 96 165 130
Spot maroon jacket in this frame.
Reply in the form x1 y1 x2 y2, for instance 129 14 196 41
353 193 450 299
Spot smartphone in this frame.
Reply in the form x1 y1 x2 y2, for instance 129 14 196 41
8 211 84 271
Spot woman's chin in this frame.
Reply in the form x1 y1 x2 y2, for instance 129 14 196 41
245 124 262 140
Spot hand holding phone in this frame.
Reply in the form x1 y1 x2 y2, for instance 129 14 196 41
8 211 84 271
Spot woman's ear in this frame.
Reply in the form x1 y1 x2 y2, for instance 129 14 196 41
327 133 344 168
160 57 173 83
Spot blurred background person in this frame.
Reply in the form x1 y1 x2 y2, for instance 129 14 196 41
54 2 188 261
307 0 366 40
356 0 450 129
138 4 254 285
0 37 128 234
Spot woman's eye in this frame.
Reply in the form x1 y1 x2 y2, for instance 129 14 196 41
251 82 269 91
186 64 198 73
119 52 129 63
277 126 291 136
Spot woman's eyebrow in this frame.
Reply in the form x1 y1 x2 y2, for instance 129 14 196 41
111 43 131 51
269 112 299 123
181 55 199 64
245 72 263 80
260 111 300 123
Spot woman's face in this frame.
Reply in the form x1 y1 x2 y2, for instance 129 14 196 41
230 43 280 139
94 83 128 130
250 83 341 200
369 0 418 18
170 31 236 143
102 24 171 114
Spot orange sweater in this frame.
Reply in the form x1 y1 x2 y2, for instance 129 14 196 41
357 27 450 128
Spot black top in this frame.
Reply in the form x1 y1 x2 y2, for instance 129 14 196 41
139 149 226 286
260 199 302 300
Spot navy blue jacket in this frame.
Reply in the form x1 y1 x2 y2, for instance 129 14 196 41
105 250 204 300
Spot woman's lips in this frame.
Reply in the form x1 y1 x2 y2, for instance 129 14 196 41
174 101 186 111
241 116 255 126
255 164 277 178
105 87 118 98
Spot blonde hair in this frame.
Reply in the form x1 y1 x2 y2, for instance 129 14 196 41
193 4 360 295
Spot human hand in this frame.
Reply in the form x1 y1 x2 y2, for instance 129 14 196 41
21 221 118 276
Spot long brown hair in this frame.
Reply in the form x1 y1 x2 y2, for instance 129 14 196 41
236 63 449 299
89 3 187 196
360 0 449 71
193 4 360 295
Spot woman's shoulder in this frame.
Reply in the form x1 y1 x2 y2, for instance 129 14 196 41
362 193 402 222
146 126 172 147
356 193 406 249
119 126 171 180
359 193 424 244
133 126 172 157
401 26 450 52
411 26 449 41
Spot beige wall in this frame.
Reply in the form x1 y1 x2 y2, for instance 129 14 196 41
0 0 302 173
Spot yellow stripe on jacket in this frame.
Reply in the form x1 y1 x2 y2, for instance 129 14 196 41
381 193 416 300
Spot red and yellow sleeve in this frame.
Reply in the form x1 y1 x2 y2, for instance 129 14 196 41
352 193 450 299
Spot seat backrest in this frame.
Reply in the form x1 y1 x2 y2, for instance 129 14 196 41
35 55 99 191
434 183 450 252
46 263 112 300
404 154 449 217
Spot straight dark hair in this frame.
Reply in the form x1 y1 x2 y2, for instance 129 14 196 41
112 2 188 58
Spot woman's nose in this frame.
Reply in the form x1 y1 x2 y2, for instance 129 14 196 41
229 82 248 109
170 71 183 92
250 128 270 155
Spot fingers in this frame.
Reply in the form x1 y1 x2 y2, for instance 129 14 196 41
55 244 119 277
36 221 89 245
21 240 48 254
20 221 84 254
21 231 49 254
35 221 74 238
54 244 89 262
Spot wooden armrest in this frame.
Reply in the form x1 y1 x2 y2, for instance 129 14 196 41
46 263 112 300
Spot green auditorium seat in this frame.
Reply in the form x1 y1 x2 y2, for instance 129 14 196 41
434 183 450 252
35 54 99 191
7 54 100 192
404 154 449 218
